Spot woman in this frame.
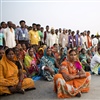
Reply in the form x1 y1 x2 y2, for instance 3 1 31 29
0 48 35 95
40 47 59 81
24 47 39 77
36 48 44 64
79 48 91 71
54 49 91 98
14 47 29 78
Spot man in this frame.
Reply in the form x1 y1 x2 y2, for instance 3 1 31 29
59 28 68 48
29 23 39 51
15 20 29 47
0 22 7 46
40 27 44 45
75 30 82 47
4 21 16 48
37 24 43 46
44 25 50 45
86 30 92 48
47 28 57 47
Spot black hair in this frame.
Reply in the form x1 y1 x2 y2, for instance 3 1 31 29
69 49 77 54
80 48 85 52
0 21 5 26
5 48 14 56
53 43 57 47
32 23 36 26
19 20 25 25
36 24 40 27
46 25 49 27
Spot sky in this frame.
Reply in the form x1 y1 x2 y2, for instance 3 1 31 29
0 0 100 34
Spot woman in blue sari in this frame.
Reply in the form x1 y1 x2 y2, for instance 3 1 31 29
40 47 59 81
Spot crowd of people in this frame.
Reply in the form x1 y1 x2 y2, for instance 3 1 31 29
0 20 100 98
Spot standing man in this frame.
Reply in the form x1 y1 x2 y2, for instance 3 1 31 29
15 20 29 47
29 23 39 51
44 25 50 45
0 22 7 46
86 30 92 48
59 28 68 48
37 24 43 46
4 21 16 48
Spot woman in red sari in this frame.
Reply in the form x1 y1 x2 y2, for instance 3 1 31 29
54 49 91 98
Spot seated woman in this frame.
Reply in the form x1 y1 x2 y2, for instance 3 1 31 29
14 47 29 78
24 47 39 77
0 48 35 95
36 48 44 64
79 48 91 71
54 49 91 98
40 47 59 81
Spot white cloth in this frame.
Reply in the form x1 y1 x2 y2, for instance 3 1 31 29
47 33 57 47
92 38 98 46
81 35 87 49
91 53 100 68
4 27 16 48
59 33 68 48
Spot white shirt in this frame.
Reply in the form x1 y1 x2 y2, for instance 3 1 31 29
90 53 100 74
47 33 57 47
92 38 98 46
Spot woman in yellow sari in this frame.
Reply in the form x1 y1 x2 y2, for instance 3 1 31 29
0 48 35 95
54 49 91 98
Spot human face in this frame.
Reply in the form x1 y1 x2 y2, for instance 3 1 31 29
29 48 34 57
69 51 77 61
46 48 52 56
2 22 7 28
33 25 37 30
20 22 25 28
82 49 86 54
8 21 13 28
6 50 15 61
15 48 20 56
0 49 5 58
46 26 49 31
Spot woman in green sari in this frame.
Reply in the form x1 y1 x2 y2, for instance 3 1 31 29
24 47 39 77
40 47 59 81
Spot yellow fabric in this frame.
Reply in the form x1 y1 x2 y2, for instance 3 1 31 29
0 55 35 95
29 30 39 45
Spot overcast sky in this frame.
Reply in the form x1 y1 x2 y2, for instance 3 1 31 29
1 0 100 34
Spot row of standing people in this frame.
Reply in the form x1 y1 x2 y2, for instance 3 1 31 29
0 20 99 50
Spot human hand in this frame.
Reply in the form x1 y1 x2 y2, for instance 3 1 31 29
16 82 22 90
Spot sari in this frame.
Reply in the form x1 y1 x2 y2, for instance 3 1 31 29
54 61 91 98
40 49 58 81
0 55 35 95
24 54 39 77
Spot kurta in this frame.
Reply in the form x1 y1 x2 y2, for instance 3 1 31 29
47 33 57 47
4 27 16 48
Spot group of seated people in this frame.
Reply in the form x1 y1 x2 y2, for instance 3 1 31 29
0 42 100 98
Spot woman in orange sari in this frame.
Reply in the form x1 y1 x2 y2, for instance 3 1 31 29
54 49 91 98
0 48 35 95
